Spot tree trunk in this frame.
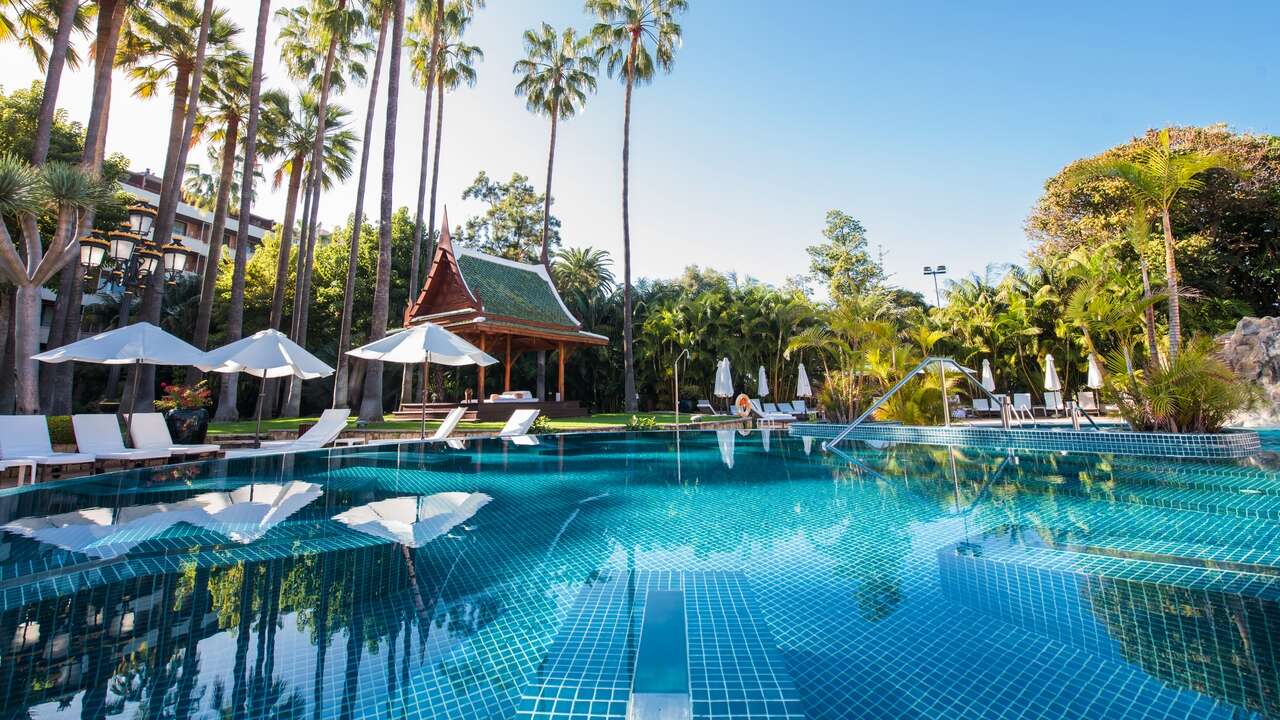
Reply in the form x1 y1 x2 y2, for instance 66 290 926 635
401 48 438 407
0 290 13 413
186 113 241 384
1138 256 1161 370
269 158 304 330
359 0 406 422
334 6 388 408
31 0 77 164
1160 206 1181 362
284 19 342 419
217 0 271 422
621 36 639 412
424 71 445 258
539 106 558 266
14 285 41 414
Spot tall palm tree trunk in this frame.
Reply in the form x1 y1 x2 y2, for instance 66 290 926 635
135 0 215 411
425 75 445 272
334 5 389 408
30 0 77 165
1138 256 1161 369
217 0 271 422
43 0 126 413
620 35 639 413
401 64 438 407
284 14 344 419
359 0 406 422
269 158 305 331
186 114 242 384
1160 207 1181 361
535 103 560 400
539 106 558 267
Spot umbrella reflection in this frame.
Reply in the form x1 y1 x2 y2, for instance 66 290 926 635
1 481 323 558
717 430 735 469
332 493 492 548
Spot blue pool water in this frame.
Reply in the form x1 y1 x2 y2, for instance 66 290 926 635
0 430 1277 719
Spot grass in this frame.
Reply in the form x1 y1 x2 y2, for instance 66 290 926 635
207 411 738 436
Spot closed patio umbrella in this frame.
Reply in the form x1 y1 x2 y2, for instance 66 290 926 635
32 321 208 433
347 323 498 438
199 329 334 445
980 359 996 392
1043 354 1062 392
1087 354 1104 389
713 358 733 411
757 366 769 398
796 363 812 398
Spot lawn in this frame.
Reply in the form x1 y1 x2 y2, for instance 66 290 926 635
206 411 738 436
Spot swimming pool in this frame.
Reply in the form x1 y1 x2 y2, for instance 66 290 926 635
0 430 1276 719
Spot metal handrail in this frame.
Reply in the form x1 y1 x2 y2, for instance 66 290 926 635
822 356 1025 450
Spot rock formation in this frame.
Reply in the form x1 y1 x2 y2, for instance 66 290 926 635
1219 316 1280 427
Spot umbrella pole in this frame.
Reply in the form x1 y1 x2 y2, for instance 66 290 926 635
254 376 266 447
420 359 429 440
125 359 142 440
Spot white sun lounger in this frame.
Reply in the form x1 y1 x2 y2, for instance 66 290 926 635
1012 393 1033 414
72 414 171 465
227 408 351 458
0 416 96 477
499 408 540 445
431 407 468 441
791 400 816 419
972 398 991 415
1076 391 1099 413
129 413 223 459
0 458 37 486
749 398 794 425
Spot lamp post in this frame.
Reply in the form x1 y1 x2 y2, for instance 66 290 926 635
923 265 951 427
80 202 192 401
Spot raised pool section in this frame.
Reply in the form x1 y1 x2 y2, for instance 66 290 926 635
790 421 1263 458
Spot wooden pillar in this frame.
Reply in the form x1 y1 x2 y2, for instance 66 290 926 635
557 342 566 401
504 335 512 392
477 335 486 400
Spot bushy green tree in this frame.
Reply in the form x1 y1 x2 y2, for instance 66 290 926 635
455 170 559 262
806 209 884 300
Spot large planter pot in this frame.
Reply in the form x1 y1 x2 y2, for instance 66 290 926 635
166 408 210 444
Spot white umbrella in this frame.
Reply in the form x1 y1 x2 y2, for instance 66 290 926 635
1087 354 1104 389
175 481 323 544
32 322 207 432
1043 354 1062 392
200 329 334 443
714 358 733 396
332 492 491 548
796 363 812 398
761 428 771 453
757 366 769 398
347 323 497 438
715 429 735 469
980 359 996 392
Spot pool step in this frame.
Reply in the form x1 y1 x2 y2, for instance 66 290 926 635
516 571 805 720
993 472 1280 521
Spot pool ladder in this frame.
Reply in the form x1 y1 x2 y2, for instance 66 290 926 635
822 356 1025 450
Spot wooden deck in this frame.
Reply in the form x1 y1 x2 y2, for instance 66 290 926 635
391 400 589 422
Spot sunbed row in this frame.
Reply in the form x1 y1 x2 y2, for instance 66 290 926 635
969 390 1105 418
0 407 544 485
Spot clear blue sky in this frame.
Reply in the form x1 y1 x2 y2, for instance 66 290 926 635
2 0 1276 298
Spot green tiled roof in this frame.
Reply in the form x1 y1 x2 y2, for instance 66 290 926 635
456 251 578 328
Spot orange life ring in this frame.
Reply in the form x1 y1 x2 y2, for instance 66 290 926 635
734 394 752 417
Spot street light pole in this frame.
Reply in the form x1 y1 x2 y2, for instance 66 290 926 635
923 265 950 427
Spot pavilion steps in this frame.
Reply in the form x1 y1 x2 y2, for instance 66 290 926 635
391 400 589 422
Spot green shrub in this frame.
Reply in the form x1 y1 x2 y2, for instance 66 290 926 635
529 415 553 435
47 415 75 444
1105 336 1257 433
626 415 657 431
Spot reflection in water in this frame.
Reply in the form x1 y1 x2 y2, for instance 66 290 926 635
0 432 1275 719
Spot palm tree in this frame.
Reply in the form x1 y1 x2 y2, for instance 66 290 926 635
186 56 250 384
586 0 686 412
358 0 406 422
23 0 92 164
216 0 271 422
0 0 88 76
277 0 367 418
334 0 391 408
514 23 598 267
400 1 480 404
258 90 355 332
1065 128 1242 360
0 158 104 413
553 246 615 300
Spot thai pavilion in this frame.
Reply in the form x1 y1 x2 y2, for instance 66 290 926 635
397 214 608 421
